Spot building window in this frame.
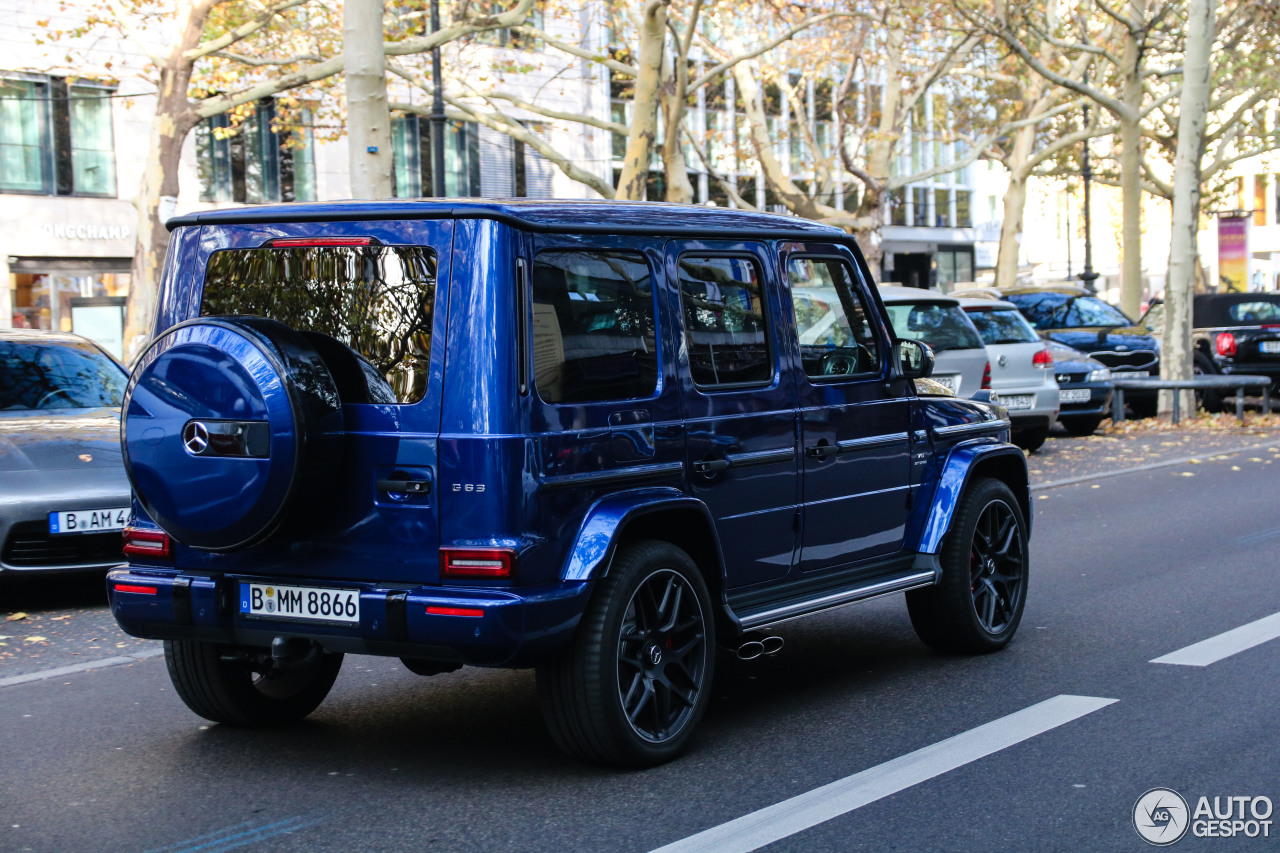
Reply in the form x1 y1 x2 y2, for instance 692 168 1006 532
195 101 316 204
1254 175 1268 227
0 75 117 197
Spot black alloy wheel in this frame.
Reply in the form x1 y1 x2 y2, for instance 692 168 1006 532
967 499 1025 634
616 568 709 744
537 540 715 767
907 477 1028 654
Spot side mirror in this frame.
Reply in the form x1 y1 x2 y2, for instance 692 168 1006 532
896 339 935 379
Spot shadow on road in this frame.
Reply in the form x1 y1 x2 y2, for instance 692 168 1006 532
1 571 109 615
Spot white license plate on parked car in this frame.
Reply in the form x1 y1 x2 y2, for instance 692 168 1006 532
1002 394 1033 410
933 374 960 394
48 507 130 535
1119 370 1149 378
1259 340 1280 354
1059 388 1092 403
240 583 360 624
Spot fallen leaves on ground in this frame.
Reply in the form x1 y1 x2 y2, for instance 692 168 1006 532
6 613 28 622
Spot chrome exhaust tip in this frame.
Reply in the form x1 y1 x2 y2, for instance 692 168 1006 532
736 640 765 660
761 635 784 655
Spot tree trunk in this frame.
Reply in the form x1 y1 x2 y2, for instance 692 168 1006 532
660 43 695 203
1161 0 1216 417
994 125 1036 289
616 0 670 200
344 0 393 198
1118 1 1147 318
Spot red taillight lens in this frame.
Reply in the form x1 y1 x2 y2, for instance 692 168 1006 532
1032 347 1053 368
122 527 172 560
981 361 992 390
439 548 516 579
425 605 485 618
266 237 374 248
114 583 157 595
1216 332 1237 357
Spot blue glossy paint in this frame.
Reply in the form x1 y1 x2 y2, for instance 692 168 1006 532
115 200 1030 672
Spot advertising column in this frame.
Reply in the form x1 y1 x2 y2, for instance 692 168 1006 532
1217 213 1250 292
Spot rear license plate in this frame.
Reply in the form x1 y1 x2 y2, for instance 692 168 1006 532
1259 341 1280 354
1059 388 1091 403
934 374 960 394
240 583 360 624
1119 370 1149 378
1002 394 1033 410
48 507 130 535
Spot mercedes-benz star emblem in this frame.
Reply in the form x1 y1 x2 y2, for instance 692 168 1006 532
183 421 210 455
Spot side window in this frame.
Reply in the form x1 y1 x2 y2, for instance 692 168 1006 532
678 255 773 388
531 250 657 404
787 257 881 379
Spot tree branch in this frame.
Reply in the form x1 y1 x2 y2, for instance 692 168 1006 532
510 25 637 76
184 0 311 61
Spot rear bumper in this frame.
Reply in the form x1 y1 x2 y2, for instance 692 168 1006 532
106 567 592 668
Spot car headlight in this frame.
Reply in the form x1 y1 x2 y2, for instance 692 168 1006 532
1088 368 1111 383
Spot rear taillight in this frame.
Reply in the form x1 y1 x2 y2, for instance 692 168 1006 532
265 237 374 248
981 361 992 390
439 548 516 579
114 583 157 595
1032 347 1053 369
122 527 172 560
1216 332 1237 357
426 605 485 618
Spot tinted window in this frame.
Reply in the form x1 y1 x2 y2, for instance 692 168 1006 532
531 250 657 404
0 340 127 410
884 301 983 351
1227 300 1280 324
1008 293 1132 329
679 255 773 387
202 246 436 404
788 258 881 379
966 308 1040 344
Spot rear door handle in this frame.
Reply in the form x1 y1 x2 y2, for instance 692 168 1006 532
377 479 432 494
692 458 731 474
805 444 837 460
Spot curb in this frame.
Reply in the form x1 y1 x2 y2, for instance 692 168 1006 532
1032 438 1280 491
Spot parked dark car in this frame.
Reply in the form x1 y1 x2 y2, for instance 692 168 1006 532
959 285 1161 418
1046 342 1115 435
1139 293 1280 411
0 330 131 576
108 200 1030 767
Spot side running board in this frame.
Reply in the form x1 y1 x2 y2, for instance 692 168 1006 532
734 570 936 631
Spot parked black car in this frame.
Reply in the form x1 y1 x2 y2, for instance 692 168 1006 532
1046 342 1115 436
1139 293 1280 411
960 286 1161 418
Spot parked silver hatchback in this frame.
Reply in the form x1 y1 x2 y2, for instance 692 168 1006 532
879 286 989 398
959 297 1059 451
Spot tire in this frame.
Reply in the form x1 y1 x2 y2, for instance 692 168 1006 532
164 640 343 726
1013 426 1048 453
537 540 715 767
1060 416 1103 437
906 478 1028 654
1193 353 1223 413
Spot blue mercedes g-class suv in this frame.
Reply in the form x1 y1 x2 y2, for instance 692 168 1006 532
108 200 1029 767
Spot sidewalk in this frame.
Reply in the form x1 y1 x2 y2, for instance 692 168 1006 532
1030 412 1280 488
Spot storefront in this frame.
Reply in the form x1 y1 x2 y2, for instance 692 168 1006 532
1 196 134 360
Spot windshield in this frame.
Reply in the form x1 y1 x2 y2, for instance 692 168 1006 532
1007 292 1133 329
883 301 983 351
0 339 127 410
966 308 1040 344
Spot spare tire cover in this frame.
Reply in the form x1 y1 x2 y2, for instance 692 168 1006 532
123 317 341 551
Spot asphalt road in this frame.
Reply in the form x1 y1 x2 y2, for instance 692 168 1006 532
4 438 1280 852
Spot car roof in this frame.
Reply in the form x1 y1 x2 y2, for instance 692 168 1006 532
876 285 961 305
955 296 1018 310
166 199 848 241
997 284 1094 297
0 328 99 347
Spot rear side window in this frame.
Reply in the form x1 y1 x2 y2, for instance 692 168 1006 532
884 302 983 351
1226 301 1280 324
966 308 1040 344
531 250 657 404
678 255 773 387
202 245 436 404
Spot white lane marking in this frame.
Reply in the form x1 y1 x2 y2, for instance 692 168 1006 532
1151 612 1280 667
0 645 164 688
649 694 1117 853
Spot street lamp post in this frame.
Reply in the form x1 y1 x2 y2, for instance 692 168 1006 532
429 0 446 197
1078 85 1099 293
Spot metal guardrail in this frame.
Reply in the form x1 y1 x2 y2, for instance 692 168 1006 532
1112 374 1273 425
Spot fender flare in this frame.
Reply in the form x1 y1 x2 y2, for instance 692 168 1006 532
560 487 724 582
917 439 1030 555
